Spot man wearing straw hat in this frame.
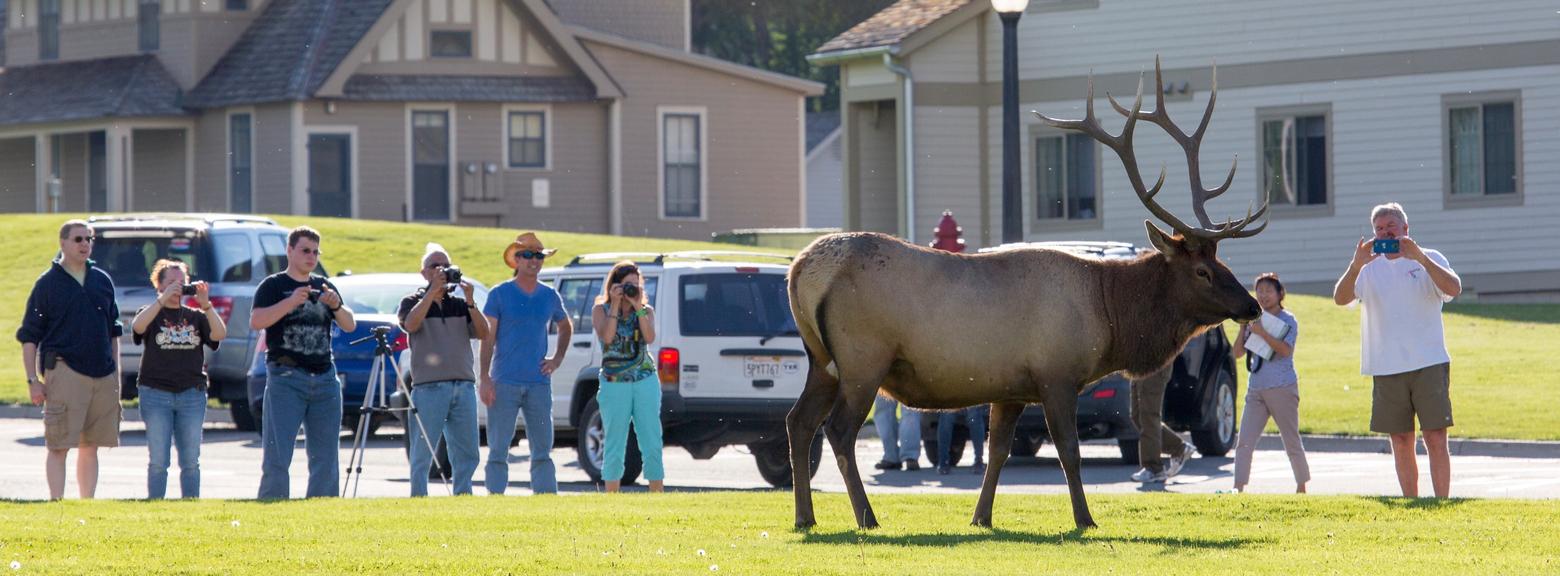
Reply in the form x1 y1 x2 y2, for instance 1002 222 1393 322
479 232 571 494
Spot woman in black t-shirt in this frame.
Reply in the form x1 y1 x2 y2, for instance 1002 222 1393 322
130 259 225 499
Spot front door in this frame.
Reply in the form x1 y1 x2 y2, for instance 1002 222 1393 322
411 111 451 221
308 134 351 217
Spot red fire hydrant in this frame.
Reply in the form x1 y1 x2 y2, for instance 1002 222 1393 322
929 210 965 253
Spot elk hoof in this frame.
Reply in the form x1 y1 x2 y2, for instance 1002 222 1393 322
1075 518 1098 530
794 518 817 530
971 516 993 528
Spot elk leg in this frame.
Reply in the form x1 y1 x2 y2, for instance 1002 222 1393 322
787 363 840 529
972 402 1024 528
1043 391 1097 529
824 384 881 529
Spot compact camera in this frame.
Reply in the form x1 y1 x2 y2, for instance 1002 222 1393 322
180 284 198 296
622 283 641 299
1372 238 1401 255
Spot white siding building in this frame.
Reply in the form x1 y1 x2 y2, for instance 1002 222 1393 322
811 0 1560 300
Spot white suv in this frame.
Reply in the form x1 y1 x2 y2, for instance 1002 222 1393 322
538 251 822 486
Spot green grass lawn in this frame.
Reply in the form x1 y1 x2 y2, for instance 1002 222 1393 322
0 493 1554 574
2 214 1558 440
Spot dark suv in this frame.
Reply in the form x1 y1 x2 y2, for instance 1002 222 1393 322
87 213 307 430
924 242 1239 465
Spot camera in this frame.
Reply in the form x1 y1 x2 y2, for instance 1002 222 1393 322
308 289 323 302
441 265 463 285
180 284 198 296
622 283 641 299
1372 238 1401 255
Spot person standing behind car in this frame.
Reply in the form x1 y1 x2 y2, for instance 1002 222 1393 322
591 261 665 493
480 232 571 495
131 259 225 499
251 226 356 499
1231 273 1309 494
399 244 488 497
18 219 124 500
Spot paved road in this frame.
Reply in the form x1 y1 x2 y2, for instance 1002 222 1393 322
1 418 1556 500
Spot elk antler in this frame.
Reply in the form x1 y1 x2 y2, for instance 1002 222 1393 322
1033 57 1268 241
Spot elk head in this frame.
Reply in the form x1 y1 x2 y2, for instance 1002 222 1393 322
1034 57 1266 325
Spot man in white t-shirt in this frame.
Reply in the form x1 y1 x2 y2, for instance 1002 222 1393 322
1332 203 1462 498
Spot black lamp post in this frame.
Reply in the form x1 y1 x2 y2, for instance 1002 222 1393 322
994 0 1029 244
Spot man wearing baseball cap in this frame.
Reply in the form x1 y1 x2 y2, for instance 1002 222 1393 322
479 232 570 494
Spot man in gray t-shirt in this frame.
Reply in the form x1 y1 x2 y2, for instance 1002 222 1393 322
398 246 489 496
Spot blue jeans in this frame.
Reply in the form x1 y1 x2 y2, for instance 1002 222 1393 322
139 386 205 499
937 405 989 468
408 380 480 496
485 383 556 494
873 396 922 463
597 373 665 482
258 363 342 499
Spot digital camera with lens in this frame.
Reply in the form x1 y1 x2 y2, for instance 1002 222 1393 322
622 283 641 299
180 284 198 296
442 265 463 285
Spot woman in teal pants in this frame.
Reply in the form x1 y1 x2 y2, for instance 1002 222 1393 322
590 261 665 492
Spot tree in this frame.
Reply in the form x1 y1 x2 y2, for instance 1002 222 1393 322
691 0 895 112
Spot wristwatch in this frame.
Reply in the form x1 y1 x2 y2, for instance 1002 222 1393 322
27 377 41 387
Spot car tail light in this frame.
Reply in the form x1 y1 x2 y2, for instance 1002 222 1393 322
391 331 409 353
734 267 760 274
184 295 235 323
1091 388 1117 399
658 347 680 387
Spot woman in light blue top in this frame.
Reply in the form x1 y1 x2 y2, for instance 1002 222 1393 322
590 261 665 493
1232 273 1310 493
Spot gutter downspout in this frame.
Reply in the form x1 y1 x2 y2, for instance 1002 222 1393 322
882 53 915 244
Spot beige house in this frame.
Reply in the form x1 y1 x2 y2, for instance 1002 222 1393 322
0 0 821 239
811 0 1560 300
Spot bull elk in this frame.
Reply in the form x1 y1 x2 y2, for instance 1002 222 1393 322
785 58 1268 530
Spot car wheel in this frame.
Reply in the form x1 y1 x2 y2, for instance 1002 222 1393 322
1192 369 1238 457
248 399 265 437
1117 438 1140 465
752 432 823 488
343 411 385 439
229 398 258 432
921 420 969 468
574 398 642 485
1010 433 1043 458
402 431 453 481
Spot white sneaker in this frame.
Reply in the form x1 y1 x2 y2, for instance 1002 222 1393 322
1166 447 1197 478
1130 467 1168 483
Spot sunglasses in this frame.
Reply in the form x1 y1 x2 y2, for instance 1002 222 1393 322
516 250 548 261
69 235 96 244
425 261 450 269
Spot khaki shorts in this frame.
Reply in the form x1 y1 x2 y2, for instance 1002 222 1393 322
42 361 122 450
1370 363 1453 434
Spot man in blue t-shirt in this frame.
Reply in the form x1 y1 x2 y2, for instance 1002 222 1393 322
480 232 571 495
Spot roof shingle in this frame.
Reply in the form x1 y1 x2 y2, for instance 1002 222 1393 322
185 0 395 108
0 55 187 127
341 74 597 102
814 0 971 56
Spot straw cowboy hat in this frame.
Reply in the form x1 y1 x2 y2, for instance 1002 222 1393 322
503 232 557 269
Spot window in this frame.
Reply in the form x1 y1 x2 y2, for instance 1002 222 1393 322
679 274 794 338
138 0 159 52
1446 95 1520 203
260 234 288 275
225 0 246 10
507 110 546 168
39 0 59 60
1259 108 1330 211
92 232 212 288
229 113 253 213
212 233 253 283
663 113 702 219
553 276 658 334
1033 133 1098 221
430 30 472 58
411 110 451 221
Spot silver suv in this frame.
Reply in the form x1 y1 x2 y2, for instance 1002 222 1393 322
88 213 305 431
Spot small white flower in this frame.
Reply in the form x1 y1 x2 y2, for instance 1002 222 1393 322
440 544 448 549
696 549 707 557
656 549 666 556
710 565 719 572
760 531 769 539
9 560 20 570
231 520 241 527
76 519 85 526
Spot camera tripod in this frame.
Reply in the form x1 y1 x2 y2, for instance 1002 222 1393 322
342 325 450 497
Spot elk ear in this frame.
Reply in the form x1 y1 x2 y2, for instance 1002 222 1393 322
1144 220 1182 258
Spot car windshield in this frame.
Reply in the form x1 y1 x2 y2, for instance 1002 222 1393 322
679 273 797 337
91 231 211 288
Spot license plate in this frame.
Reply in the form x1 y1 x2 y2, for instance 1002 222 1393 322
744 356 781 379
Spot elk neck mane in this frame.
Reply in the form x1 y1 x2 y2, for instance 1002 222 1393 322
1094 250 1207 379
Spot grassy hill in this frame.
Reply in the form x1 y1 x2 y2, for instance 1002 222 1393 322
2 214 1557 440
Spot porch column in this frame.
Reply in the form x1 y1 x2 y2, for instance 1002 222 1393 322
34 134 49 213
105 125 128 212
